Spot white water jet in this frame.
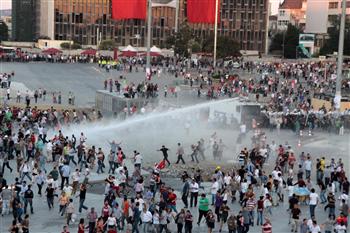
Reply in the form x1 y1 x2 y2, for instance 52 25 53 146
59 98 240 162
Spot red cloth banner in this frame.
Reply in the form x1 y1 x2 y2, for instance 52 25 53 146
112 0 147 20
187 0 220 24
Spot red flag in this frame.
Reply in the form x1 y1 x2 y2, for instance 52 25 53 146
187 0 220 24
113 48 118 60
156 160 166 170
112 0 147 20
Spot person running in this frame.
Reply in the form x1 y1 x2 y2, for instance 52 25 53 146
158 145 171 166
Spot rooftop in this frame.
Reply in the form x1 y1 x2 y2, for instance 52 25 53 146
279 0 303 9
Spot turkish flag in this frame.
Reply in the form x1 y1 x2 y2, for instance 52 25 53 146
112 0 147 20
187 0 220 24
156 160 166 170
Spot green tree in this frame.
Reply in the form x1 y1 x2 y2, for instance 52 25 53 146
269 33 284 52
98 39 116 50
320 17 350 56
165 23 196 57
202 35 240 58
269 24 300 58
0 21 9 42
284 24 300 58
60 42 82 50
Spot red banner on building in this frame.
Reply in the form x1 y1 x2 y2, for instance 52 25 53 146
187 0 220 24
112 0 147 20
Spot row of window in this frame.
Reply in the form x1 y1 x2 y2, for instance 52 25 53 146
328 1 350 9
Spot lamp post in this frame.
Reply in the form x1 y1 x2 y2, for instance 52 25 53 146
334 0 346 111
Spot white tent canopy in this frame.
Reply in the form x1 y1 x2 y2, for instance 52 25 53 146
150 46 162 53
122 45 138 52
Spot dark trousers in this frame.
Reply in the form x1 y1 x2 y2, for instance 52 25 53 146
197 209 208 224
177 223 183 233
176 155 185 164
1 161 13 174
163 156 171 165
89 222 96 233
79 198 88 212
190 192 198 207
24 198 33 214
182 194 188 208
61 176 69 190
47 197 54 209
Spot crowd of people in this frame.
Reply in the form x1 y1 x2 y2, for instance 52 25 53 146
0 55 349 233
0 97 348 233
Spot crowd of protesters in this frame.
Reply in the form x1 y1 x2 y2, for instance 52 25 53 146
0 96 349 233
0 53 350 233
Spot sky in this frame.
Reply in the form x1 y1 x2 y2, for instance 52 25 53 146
0 0 11 10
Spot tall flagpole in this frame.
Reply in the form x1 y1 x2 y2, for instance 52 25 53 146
146 0 152 78
175 0 179 33
213 0 219 68
335 0 346 111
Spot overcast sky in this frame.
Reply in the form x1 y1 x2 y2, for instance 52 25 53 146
0 0 11 10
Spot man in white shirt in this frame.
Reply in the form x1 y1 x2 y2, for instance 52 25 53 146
211 178 219 205
71 169 81 195
308 220 321 233
309 188 319 218
46 140 53 162
134 151 142 170
141 206 153 233
304 156 312 179
189 179 199 208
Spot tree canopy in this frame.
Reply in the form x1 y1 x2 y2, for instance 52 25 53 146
165 23 240 58
269 24 300 58
0 21 9 42
319 17 350 56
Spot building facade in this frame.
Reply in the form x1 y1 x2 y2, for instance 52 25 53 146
54 0 176 47
305 0 350 34
12 0 37 41
53 0 268 52
277 0 306 31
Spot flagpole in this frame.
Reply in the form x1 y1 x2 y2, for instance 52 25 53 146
146 0 152 78
335 0 346 111
175 0 179 33
213 0 219 68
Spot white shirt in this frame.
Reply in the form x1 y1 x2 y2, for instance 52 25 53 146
309 193 319 205
334 224 346 233
240 124 246 133
309 224 321 233
305 160 312 171
211 181 219 194
224 176 232 186
72 172 81 182
135 154 142 165
141 210 153 223
46 142 52 151
107 216 117 226
190 182 199 193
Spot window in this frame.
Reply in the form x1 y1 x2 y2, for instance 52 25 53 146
279 10 285 16
328 2 338 9
347 1 350 8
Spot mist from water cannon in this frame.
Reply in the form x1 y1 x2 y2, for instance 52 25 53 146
58 98 244 163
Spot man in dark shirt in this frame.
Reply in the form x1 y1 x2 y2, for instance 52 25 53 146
158 145 170 166
78 184 88 213
46 183 55 209
291 204 301 233
24 185 34 214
